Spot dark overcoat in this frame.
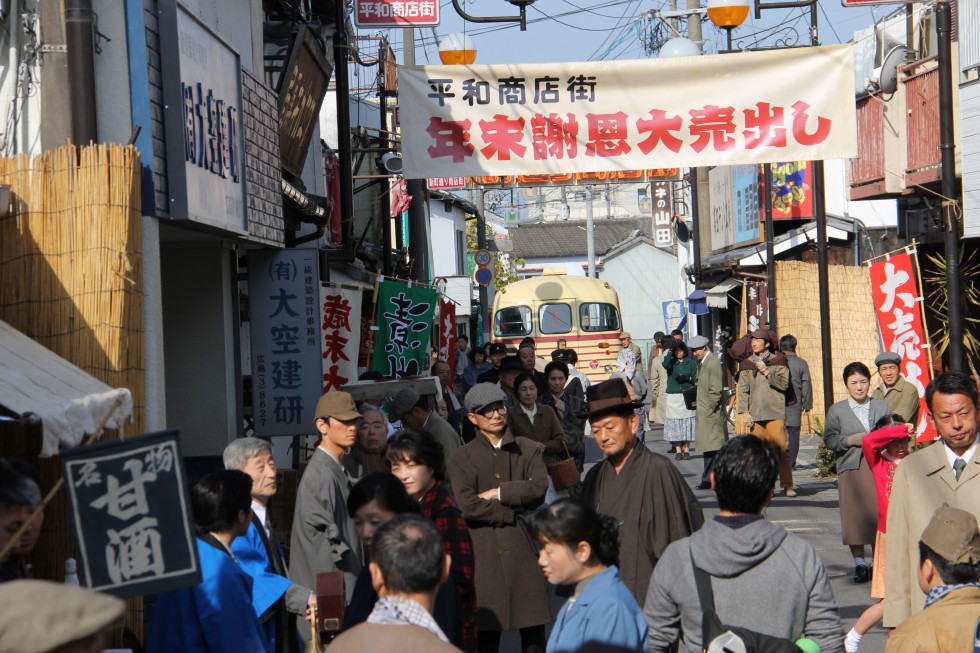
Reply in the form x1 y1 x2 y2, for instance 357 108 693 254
448 429 551 631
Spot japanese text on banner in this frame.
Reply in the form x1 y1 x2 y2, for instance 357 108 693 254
399 45 857 177
372 281 438 378
868 252 935 442
321 285 363 393
438 299 457 381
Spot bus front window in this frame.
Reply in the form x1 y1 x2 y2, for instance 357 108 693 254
539 304 572 335
579 303 621 332
494 306 532 337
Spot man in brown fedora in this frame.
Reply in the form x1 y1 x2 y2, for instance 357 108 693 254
581 378 705 604
289 391 364 641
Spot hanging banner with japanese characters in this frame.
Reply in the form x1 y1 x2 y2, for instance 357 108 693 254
400 45 857 177
61 431 200 598
249 249 322 436
320 284 363 394
438 299 457 379
372 281 439 377
745 282 768 334
868 251 935 443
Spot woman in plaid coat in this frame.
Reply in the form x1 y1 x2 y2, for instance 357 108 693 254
388 429 478 653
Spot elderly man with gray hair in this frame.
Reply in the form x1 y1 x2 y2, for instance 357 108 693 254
223 438 312 653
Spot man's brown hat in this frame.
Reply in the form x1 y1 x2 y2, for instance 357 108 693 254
579 378 642 420
920 504 980 565
314 391 361 422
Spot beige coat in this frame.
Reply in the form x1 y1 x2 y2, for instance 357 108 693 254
871 375 921 425
330 622 462 653
736 360 789 422
883 441 980 627
885 586 980 653
648 350 668 424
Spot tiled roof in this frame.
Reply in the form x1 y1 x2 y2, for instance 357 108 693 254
509 219 647 259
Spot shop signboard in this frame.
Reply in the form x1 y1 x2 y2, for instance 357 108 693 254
354 0 440 27
732 164 761 243
709 166 735 252
320 284 363 394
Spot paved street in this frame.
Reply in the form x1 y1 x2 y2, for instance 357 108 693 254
502 430 889 652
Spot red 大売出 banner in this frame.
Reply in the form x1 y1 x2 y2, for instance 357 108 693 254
868 251 935 443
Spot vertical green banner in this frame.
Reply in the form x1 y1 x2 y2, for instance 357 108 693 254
372 281 438 377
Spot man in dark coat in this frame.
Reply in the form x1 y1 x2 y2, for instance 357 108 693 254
476 343 508 385
581 378 705 604
449 383 550 653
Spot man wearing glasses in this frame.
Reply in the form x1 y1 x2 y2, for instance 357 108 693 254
449 383 551 653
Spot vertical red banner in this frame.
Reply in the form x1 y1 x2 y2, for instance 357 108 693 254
438 299 456 383
868 252 935 443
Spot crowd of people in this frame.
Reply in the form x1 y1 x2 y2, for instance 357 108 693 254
2 334 980 653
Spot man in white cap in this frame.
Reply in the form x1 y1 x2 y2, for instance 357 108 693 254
0 579 126 653
690 335 728 490
290 391 364 640
449 383 550 652
871 351 920 425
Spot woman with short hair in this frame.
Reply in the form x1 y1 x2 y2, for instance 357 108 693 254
823 361 892 584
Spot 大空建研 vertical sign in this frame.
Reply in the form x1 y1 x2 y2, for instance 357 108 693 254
61 431 200 598
249 249 323 436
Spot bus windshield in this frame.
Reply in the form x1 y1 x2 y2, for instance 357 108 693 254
579 302 621 332
493 305 532 337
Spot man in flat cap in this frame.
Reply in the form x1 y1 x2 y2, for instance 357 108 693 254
289 391 363 640
690 336 728 490
871 351 921 426
389 387 463 460
885 372 980 627
581 378 704 604
477 343 508 385
0 579 125 653
449 383 550 652
736 328 796 496
620 331 643 375
886 505 980 651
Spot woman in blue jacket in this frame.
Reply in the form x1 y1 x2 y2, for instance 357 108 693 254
528 498 647 653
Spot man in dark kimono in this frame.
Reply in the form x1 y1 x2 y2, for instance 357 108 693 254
581 378 705 604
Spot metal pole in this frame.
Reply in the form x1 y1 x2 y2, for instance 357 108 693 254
65 0 97 145
763 164 777 331
334 3 354 246
401 28 429 282
814 161 834 411
477 190 490 339
586 187 596 277
937 0 963 372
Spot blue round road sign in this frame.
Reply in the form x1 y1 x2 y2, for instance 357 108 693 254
474 267 493 286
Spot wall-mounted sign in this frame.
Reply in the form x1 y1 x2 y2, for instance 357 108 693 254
651 181 673 248
709 166 735 252
732 164 761 243
159 2 247 234
765 161 813 220
354 0 440 27
62 431 200 599
277 25 331 179
249 249 323 436
320 284 363 394
427 176 467 189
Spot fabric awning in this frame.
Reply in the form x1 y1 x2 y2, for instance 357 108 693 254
705 278 741 308
0 320 133 457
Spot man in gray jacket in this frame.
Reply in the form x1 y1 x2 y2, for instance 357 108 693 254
644 435 844 653
779 334 812 470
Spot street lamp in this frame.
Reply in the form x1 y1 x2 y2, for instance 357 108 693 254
706 0 749 50
439 33 477 65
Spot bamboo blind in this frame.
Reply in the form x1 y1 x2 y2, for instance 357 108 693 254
0 143 145 641
776 260 882 427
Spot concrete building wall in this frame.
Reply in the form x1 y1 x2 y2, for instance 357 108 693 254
428 201 467 278
600 242 680 338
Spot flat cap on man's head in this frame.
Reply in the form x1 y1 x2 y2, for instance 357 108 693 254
750 328 773 342
688 335 710 349
0 580 126 653
499 356 523 373
920 504 980 565
388 387 420 422
874 351 902 368
619 331 632 340
464 383 508 414
314 391 361 422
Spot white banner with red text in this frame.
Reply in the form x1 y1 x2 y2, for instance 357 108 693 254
867 251 935 443
320 284 363 394
399 45 857 178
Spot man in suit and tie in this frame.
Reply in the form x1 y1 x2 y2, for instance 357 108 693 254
224 438 312 653
884 371 980 627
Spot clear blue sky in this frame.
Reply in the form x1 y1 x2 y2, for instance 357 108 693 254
361 0 902 65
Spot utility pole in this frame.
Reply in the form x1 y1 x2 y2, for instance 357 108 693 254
476 190 490 341
402 28 429 281
586 187 596 277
